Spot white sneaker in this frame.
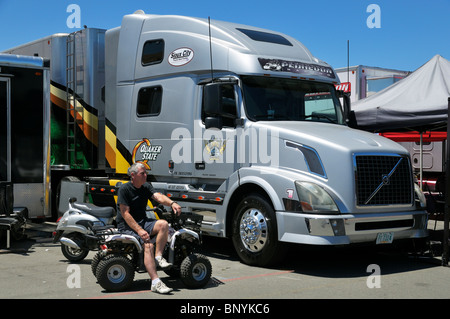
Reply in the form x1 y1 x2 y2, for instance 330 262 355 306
155 256 172 270
151 281 173 294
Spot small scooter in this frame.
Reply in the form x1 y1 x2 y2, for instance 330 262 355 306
53 197 116 262
91 206 212 292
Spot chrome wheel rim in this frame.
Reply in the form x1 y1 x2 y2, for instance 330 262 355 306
239 209 268 252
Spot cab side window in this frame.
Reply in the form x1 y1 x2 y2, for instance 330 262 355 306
137 86 162 117
142 39 164 66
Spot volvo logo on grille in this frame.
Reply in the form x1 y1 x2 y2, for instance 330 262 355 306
364 158 403 205
381 174 390 185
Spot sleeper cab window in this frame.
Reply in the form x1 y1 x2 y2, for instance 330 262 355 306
142 39 164 66
137 86 162 117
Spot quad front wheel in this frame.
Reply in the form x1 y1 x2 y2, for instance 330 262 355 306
180 253 212 289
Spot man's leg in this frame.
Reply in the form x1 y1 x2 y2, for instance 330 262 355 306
151 219 169 257
143 242 158 280
144 242 172 294
151 219 172 269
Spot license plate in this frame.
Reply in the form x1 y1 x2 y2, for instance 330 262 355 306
376 232 394 244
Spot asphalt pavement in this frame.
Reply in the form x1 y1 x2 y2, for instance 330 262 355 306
0 220 449 306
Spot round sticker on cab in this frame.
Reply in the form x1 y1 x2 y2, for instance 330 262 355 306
168 47 194 66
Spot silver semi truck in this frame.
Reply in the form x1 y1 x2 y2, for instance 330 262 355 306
4 11 428 266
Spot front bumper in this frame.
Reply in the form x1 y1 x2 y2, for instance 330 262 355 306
276 210 428 245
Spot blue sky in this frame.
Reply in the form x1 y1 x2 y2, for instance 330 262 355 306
0 0 449 72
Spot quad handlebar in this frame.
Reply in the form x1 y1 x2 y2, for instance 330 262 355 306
149 205 203 232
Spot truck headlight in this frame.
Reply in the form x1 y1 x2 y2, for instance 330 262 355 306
295 181 339 213
414 183 427 208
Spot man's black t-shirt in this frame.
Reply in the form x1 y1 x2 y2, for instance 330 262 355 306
116 182 155 228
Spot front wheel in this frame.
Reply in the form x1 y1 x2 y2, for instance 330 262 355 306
96 254 135 292
232 194 287 267
180 253 212 289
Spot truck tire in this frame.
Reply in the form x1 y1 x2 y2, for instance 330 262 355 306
180 253 212 289
96 254 135 292
232 193 287 267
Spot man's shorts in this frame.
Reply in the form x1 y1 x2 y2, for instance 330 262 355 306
118 218 157 245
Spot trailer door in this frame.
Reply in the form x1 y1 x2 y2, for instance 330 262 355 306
10 66 49 219
0 77 10 182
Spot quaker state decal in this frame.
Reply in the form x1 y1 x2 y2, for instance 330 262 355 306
132 138 162 169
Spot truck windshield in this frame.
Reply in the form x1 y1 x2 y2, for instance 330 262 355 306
241 76 344 124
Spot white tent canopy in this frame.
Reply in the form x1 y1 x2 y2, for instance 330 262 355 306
353 55 450 131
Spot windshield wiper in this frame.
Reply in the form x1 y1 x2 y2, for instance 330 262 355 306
252 114 292 121
303 114 337 124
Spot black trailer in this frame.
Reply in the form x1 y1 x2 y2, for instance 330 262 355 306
0 54 50 247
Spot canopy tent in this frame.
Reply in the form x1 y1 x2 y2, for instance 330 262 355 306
352 55 450 266
353 55 450 132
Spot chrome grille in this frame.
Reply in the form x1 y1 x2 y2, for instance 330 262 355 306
355 155 413 206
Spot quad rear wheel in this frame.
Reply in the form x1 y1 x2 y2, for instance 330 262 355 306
96 254 135 292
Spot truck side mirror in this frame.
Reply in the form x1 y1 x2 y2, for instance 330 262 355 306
343 94 358 129
203 82 238 129
205 117 223 130
203 82 222 116
337 90 357 129
346 111 357 129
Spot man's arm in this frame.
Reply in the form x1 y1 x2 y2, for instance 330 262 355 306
152 192 182 215
119 203 150 242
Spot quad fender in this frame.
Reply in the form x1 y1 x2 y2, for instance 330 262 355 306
104 234 143 253
169 228 199 250
167 228 200 264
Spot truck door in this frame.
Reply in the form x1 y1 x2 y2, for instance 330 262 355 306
198 81 240 182
0 78 10 183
